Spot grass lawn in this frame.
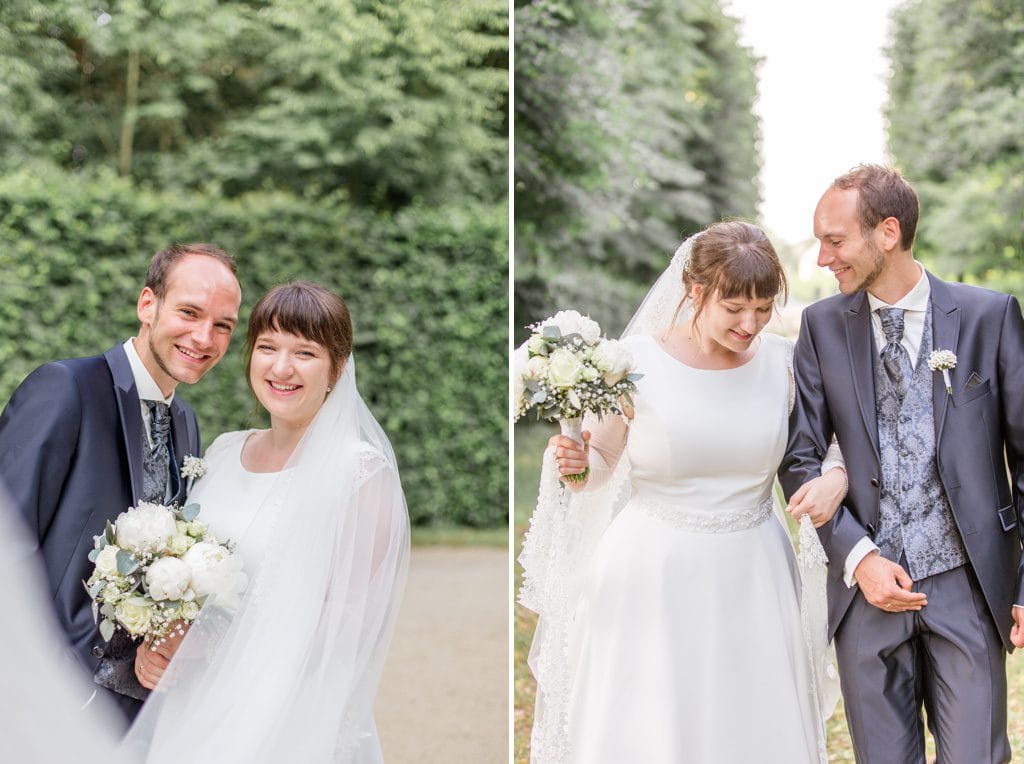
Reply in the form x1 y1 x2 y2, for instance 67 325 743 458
513 422 1024 762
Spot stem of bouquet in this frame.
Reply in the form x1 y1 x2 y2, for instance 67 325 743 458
559 416 589 485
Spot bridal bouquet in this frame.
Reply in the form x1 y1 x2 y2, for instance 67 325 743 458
514 310 641 482
84 501 246 646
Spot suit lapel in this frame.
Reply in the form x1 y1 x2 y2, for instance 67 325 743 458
928 273 959 446
844 292 881 461
104 345 145 504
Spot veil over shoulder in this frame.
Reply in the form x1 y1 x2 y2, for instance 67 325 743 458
124 357 409 763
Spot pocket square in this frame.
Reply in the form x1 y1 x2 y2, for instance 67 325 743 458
964 372 983 391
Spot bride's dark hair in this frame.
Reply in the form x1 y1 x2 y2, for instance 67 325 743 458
671 220 788 337
245 281 353 382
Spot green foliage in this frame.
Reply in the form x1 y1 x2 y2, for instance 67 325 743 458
0 165 507 527
514 0 761 340
886 0 1024 295
3 0 508 209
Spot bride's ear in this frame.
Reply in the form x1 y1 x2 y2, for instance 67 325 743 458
689 283 705 307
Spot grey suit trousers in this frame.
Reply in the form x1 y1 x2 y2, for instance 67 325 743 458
834 564 1010 764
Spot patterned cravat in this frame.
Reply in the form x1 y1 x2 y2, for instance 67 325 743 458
878 307 910 399
142 401 171 503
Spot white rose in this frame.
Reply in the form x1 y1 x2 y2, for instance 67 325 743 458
184 542 246 600
145 557 192 601
525 335 547 355
114 597 153 636
186 521 207 538
94 545 120 578
581 365 599 382
180 601 200 620
524 355 549 381
115 502 177 555
167 533 194 555
547 348 585 388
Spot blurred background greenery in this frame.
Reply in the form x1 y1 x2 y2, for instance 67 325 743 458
514 0 1024 760
0 0 508 529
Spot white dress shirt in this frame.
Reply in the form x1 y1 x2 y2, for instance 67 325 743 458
843 264 930 586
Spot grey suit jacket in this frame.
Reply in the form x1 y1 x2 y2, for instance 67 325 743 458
780 273 1024 651
0 344 200 709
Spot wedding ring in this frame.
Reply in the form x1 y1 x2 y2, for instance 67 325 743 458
885 602 893 609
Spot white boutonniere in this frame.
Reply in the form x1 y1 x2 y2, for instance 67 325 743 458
181 455 208 481
927 349 957 394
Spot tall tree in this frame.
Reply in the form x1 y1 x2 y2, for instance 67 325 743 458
887 0 1024 291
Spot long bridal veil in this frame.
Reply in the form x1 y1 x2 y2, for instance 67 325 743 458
124 356 410 763
518 234 839 763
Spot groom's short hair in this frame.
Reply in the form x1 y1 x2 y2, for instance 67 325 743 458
832 164 919 251
146 242 237 298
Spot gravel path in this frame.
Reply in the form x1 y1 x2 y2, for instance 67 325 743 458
376 546 508 762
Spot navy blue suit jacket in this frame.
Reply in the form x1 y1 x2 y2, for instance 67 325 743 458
780 274 1024 651
0 344 199 713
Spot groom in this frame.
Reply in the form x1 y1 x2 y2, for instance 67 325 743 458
781 164 1024 763
0 243 241 725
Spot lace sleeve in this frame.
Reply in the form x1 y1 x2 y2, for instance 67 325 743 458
577 411 628 491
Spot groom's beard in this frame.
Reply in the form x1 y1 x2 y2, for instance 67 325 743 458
852 239 887 294
149 333 187 386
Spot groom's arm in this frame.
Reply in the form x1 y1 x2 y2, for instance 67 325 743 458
997 296 1024 611
780 310 872 579
0 363 81 541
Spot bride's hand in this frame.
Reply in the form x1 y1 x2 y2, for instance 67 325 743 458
547 432 590 479
134 622 190 690
785 467 848 528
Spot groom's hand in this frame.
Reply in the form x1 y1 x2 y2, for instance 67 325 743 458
853 551 928 612
1010 607 1024 648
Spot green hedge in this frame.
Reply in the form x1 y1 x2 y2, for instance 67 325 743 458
0 165 507 526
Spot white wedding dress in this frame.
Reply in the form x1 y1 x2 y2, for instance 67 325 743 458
124 360 409 764
522 332 828 763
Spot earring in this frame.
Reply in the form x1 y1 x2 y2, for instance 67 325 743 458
326 386 332 392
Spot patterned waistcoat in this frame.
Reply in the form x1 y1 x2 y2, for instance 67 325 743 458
872 307 966 580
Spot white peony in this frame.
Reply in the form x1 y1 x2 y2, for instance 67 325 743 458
94 544 120 578
547 348 585 388
183 542 246 600
145 557 192 601
593 339 635 385
115 502 177 555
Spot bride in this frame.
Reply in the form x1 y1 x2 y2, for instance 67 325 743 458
520 221 847 762
127 281 409 763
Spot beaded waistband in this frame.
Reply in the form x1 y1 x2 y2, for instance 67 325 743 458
630 494 775 533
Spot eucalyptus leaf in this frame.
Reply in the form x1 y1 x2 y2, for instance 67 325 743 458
91 600 98 624
99 619 115 642
116 549 139 575
104 520 115 545
541 325 561 341
626 373 643 382
87 548 100 563
100 602 116 621
181 503 201 522
88 580 104 598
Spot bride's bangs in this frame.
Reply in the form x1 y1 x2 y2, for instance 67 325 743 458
716 250 788 305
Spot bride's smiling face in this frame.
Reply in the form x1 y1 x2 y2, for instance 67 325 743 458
250 329 335 428
692 286 775 354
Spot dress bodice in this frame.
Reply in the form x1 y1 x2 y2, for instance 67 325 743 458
186 429 287 569
623 333 790 511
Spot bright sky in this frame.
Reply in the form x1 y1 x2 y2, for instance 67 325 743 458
722 0 905 246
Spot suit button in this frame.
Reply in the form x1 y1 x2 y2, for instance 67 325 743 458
92 646 104 659
870 478 880 487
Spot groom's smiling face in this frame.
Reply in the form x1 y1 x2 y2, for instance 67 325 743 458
136 254 242 395
814 187 886 295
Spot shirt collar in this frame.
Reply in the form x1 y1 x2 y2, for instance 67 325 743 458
866 262 930 313
123 338 174 405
